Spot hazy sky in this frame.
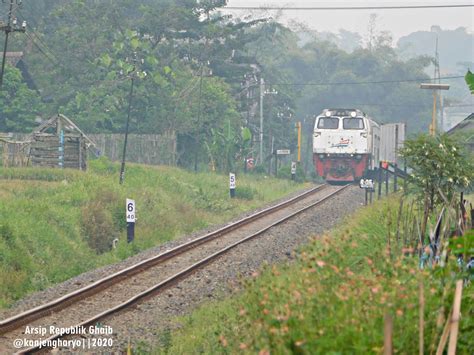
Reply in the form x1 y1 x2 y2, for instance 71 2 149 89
223 0 474 42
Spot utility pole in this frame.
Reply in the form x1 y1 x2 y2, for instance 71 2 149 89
194 63 205 172
259 77 264 164
433 37 444 130
119 75 135 185
0 0 26 89
420 83 450 136
119 52 147 185
258 77 277 165
296 121 302 163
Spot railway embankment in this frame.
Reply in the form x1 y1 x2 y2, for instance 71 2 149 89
156 194 473 354
0 159 307 310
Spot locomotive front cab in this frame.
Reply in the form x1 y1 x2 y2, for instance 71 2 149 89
313 109 372 182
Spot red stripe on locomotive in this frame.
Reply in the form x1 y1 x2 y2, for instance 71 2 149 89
313 154 369 182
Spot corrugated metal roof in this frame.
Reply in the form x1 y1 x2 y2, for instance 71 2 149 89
447 113 474 134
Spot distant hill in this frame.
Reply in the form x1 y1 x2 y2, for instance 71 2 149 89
296 29 362 52
397 26 474 74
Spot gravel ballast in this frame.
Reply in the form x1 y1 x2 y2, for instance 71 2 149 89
1 185 366 353
79 185 365 352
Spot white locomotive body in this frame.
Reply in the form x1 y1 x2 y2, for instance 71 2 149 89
313 108 380 182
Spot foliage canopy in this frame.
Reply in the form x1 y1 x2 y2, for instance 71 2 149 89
400 134 473 209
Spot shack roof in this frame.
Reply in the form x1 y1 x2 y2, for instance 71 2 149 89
447 113 474 134
27 114 97 149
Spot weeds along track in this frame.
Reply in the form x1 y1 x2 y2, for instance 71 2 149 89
0 183 349 353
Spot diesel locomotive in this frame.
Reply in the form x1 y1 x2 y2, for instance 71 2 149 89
313 108 381 182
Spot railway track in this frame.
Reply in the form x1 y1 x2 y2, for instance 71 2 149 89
0 183 350 353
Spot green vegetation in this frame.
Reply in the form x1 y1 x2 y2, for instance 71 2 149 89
400 134 473 237
465 70 474 95
0 65 44 132
156 196 473 354
401 134 473 202
151 134 473 354
0 160 307 308
1 0 441 172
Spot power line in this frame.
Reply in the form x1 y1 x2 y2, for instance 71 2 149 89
262 75 464 87
16 9 64 65
223 4 474 11
0 0 26 89
335 103 473 108
24 31 61 66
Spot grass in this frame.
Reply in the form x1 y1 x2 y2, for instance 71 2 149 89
155 195 473 354
0 158 308 308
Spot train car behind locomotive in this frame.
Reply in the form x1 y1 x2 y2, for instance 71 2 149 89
313 108 380 182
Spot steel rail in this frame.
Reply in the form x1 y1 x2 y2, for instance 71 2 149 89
0 184 328 335
17 184 350 354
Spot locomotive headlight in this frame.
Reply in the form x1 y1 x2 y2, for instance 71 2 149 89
350 111 357 117
325 111 332 117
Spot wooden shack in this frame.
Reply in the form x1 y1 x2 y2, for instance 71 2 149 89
29 114 96 170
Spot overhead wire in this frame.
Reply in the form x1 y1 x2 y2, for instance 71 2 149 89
258 75 465 87
8 3 470 105
331 102 472 108
17 9 65 67
23 31 61 67
223 4 474 11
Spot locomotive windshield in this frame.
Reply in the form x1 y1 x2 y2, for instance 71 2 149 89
317 117 339 129
343 117 365 130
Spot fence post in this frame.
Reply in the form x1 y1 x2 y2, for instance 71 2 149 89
394 163 398 192
384 313 393 355
419 281 425 355
471 206 474 229
385 168 389 196
378 161 382 199
404 164 408 192
447 280 463 354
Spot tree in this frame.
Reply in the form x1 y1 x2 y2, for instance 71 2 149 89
465 69 474 94
6 0 450 173
0 65 44 132
400 134 473 238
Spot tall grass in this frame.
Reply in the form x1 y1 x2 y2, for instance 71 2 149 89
157 196 473 354
0 159 307 308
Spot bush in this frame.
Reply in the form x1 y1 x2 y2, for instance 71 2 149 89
235 186 257 200
0 164 306 308
89 156 119 175
159 197 473 353
0 223 15 245
277 163 305 182
81 189 121 254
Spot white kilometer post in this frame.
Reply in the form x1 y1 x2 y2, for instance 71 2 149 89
359 179 375 205
229 173 236 198
126 198 136 242
126 199 136 222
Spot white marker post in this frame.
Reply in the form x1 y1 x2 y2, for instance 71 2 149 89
291 161 297 181
229 173 236 198
126 198 136 243
359 179 375 205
